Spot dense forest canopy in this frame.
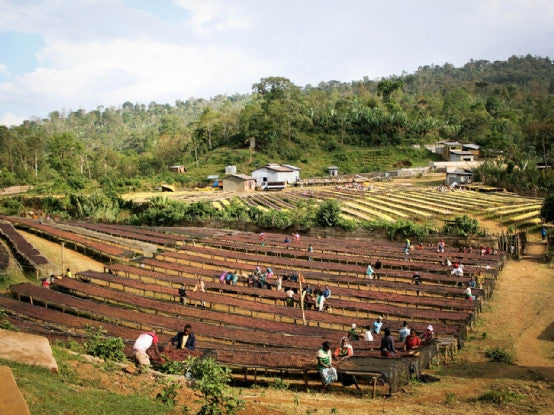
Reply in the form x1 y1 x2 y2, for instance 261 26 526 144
0 55 552 193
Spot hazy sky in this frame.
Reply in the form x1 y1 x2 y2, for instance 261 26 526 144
1 0 552 126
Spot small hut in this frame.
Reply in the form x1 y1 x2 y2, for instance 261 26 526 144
223 174 256 192
327 166 339 176
169 165 187 174
446 168 473 186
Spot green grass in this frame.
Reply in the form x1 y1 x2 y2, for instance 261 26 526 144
173 144 439 185
2 351 177 415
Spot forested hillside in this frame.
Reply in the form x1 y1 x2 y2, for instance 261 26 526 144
0 55 552 193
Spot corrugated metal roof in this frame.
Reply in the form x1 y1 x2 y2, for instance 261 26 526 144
450 150 475 155
280 164 300 171
228 174 255 180
263 165 294 172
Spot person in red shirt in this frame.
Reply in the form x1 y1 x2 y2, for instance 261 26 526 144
404 329 421 351
334 337 354 362
421 325 435 345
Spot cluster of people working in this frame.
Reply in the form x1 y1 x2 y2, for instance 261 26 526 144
132 323 197 367
316 318 436 390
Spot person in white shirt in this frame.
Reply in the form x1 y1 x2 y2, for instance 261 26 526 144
132 330 160 367
451 263 464 277
363 325 374 341
399 321 410 343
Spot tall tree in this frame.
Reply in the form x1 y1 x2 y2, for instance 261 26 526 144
47 132 84 176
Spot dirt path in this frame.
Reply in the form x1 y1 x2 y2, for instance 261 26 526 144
484 258 554 378
18 230 104 274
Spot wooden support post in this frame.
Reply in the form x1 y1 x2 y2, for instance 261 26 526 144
372 376 378 399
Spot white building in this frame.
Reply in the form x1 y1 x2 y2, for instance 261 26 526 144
446 168 473 186
251 164 300 188
449 150 475 162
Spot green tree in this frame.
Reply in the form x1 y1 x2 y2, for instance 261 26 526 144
247 76 311 153
540 194 554 223
47 132 84 176
377 78 404 102
524 119 553 167
315 199 342 227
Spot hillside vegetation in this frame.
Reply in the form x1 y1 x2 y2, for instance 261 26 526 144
0 55 552 196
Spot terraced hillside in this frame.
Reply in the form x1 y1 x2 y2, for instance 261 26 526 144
163 182 544 230
0 217 506 392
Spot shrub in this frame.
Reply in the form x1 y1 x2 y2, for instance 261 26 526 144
387 219 427 240
157 359 185 375
0 198 24 215
66 192 122 221
131 196 188 226
484 347 513 364
453 215 479 236
338 217 358 231
271 377 290 390
185 356 244 415
444 392 457 405
0 309 18 331
53 339 83 353
478 388 524 405
315 199 342 227
84 325 126 362
156 381 181 408
252 208 294 229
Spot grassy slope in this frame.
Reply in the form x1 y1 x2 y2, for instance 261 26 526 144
162 144 440 187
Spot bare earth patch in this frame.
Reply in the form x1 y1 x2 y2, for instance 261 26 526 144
18 230 104 275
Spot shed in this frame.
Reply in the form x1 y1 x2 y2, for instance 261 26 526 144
251 164 300 187
434 141 462 160
169 165 187 174
462 143 480 158
327 166 339 176
446 168 473 186
223 174 256 192
449 150 475 162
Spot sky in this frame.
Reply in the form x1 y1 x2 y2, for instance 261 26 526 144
0 0 553 127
